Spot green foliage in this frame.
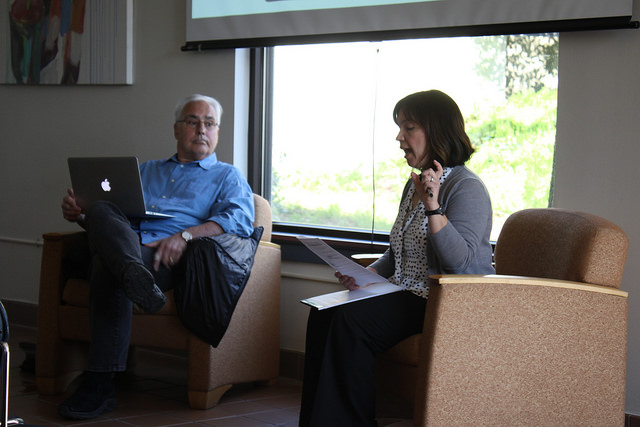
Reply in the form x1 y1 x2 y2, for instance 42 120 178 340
272 33 559 237
467 88 557 237
474 34 559 98
272 88 557 238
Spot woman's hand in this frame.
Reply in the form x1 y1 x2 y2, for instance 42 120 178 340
335 271 360 290
411 159 448 233
334 266 378 291
411 159 444 210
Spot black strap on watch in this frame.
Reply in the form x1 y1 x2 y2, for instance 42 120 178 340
426 206 445 216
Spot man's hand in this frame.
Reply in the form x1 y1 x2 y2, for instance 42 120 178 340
146 221 224 271
61 188 83 222
146 233 188 271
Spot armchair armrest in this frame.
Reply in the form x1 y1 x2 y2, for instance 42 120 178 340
429 273 628 296
39 232 88 303
415 274 628 426
37 231 90 393
42 231 87 245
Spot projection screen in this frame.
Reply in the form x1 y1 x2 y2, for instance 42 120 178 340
184 0 636 50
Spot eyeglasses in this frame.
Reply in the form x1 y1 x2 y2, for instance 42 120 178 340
176 118 218 129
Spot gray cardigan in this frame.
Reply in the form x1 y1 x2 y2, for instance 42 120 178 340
370 165 495 279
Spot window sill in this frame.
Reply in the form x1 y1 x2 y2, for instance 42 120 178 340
272 223 388 264
272 224 497 266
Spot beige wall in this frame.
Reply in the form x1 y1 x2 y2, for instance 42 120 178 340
0 0 639 415
0 0 236 300
554 27 640 414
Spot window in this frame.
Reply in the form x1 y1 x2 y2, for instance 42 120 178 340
266 34 558 242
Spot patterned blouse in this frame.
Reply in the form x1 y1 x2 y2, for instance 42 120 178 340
388 168 452 298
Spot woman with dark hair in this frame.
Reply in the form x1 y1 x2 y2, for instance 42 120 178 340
299 90 495 427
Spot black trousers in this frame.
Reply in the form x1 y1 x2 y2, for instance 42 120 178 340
84 201 176 372
299 290 427 427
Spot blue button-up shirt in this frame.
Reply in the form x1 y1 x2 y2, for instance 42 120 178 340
136 153 254 244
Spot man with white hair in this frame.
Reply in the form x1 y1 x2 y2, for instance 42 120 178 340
58 94 255 419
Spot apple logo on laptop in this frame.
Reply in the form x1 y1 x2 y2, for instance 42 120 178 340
101 179 111 192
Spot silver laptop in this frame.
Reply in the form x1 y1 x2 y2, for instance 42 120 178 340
68 157 175 219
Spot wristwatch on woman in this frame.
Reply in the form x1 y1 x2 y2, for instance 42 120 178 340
426 206 445 216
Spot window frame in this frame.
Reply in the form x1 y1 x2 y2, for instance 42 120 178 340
247 34 559 259
246 47 391 259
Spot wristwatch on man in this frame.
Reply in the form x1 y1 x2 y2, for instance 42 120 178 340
181 230 193 243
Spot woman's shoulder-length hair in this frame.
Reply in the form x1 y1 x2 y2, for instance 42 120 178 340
393 90 475 167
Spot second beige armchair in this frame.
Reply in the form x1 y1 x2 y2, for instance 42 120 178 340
376 208 629 426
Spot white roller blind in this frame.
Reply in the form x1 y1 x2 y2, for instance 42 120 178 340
185 0 635 49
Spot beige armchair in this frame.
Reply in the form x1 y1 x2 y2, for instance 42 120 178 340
376 208 629 426
36 194 281 410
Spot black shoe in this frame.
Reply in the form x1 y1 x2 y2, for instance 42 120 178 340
121 262 166 313
58 372 117 420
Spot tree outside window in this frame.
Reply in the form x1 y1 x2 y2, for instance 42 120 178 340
270 34 558 240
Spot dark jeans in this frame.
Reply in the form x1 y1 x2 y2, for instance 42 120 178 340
299 290 427 427
84 201 175 372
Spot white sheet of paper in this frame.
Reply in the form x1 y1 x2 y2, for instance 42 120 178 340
297 236 401 310
300 282 401 310
297 236 387 286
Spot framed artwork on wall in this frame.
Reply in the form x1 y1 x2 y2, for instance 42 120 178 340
0 0 132 85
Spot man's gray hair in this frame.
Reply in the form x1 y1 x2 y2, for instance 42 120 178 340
174 94 223 124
